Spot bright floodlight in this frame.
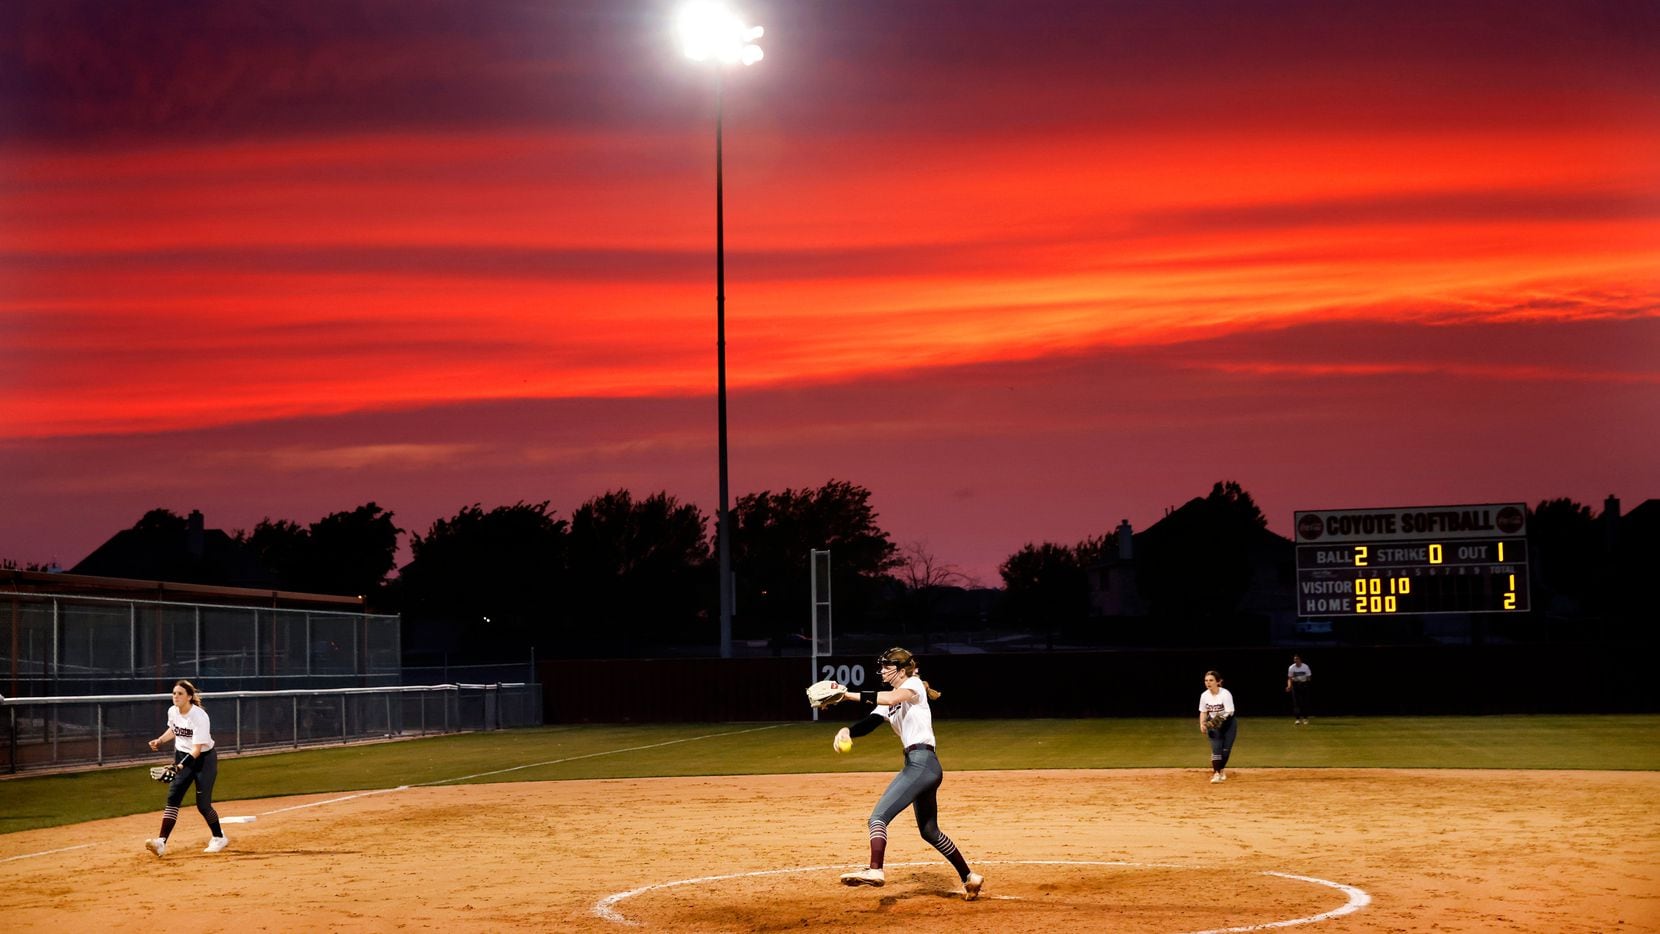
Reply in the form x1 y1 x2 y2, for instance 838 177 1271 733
678 1 764 66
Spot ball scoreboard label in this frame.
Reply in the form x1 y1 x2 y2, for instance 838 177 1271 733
1293 503 1528 617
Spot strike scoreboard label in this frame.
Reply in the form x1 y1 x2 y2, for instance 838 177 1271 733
1293 503 1528 617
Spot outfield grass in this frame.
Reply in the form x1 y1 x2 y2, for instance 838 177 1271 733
2 715 1655 835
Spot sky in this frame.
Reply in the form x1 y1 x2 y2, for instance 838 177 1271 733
2 0 1657 587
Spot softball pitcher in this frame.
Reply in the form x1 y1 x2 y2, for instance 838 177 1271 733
144 679 227 856
832 647 984 901
1199 669 1237 783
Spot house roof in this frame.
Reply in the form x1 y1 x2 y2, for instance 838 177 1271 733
1 567 365 610
72 525 274 588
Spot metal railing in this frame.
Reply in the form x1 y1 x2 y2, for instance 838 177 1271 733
1 682 542 774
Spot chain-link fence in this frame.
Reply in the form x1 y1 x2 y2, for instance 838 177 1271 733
0 682 543 774
1 591 400 697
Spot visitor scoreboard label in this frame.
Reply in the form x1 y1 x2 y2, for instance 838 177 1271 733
1293 503 1529 617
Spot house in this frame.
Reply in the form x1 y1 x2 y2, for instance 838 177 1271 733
71 509 275 589
1087 503 1295 626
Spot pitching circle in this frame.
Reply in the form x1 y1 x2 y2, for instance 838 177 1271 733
593 858 1372 931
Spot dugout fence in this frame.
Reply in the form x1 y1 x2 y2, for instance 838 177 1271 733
0 682 542 774
1 588 401 697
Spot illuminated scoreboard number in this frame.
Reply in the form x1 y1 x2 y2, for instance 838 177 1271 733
1295 538 1529 617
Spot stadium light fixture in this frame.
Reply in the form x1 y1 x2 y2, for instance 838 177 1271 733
677 2 764 66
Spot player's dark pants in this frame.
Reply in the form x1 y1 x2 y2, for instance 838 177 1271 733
865 745 971 879
166 746 221 828
1290 682 1310 720
1206 718 1237 772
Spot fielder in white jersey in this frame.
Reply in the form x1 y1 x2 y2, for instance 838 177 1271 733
1286 655 1312 724
144 679 227 856
831 647 983 901
1199 670 1238 783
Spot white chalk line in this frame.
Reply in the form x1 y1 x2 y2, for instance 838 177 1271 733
257 785 411 816
592 859 1372 932
1 726 780 865
0 843 96 864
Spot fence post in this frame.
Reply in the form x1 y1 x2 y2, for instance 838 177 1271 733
96 703 104 766
340 694 348 742
293 695 299 748
385 691 393 738
51 599 60 697
236 697 243 754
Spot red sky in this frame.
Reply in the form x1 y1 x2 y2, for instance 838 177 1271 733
2 0 1657 586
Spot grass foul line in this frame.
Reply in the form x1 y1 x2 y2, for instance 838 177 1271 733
413 724 788 786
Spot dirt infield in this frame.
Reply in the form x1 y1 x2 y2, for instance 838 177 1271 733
3 768 1656 932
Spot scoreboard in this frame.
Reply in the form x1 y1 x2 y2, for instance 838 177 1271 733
1293 503 1529 618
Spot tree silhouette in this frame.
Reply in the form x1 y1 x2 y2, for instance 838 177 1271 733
246 518 309 587
1528 498 1600 617
134 508 188 534
892 540 977 647
567 490 710 644
243 504 400 598
306 503 400 597
398 502 569 656
998 541 1090 647
730 480 898 644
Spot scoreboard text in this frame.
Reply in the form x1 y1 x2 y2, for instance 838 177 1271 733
1293 503 1529 618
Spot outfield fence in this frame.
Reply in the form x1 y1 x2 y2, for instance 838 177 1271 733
0 682 542 774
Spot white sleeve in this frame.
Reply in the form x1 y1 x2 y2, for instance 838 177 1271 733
1198 693 1208 712
1224 692 1236 716
901 676 925 705
189 707 213 749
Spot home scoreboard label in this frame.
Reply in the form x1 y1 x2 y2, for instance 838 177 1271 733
1293 503 1528 617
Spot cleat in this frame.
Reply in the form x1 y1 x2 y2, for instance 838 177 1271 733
204 836 229 853
145 837 167 857
1219 771 1228 781
840 867 884 887
1210 772 1222 783
964 871 984 901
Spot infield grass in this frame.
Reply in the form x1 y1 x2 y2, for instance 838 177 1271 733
2 714 1655 835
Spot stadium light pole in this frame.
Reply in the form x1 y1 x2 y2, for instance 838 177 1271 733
677 3 763 659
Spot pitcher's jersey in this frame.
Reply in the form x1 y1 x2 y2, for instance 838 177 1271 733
876 675 936 748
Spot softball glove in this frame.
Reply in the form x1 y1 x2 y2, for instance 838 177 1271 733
805 680 846 709
149 764 179 783
1204 714 1228 732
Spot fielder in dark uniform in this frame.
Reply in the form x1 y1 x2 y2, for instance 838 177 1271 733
1199 670 1237 783
832 647 984 901
144 679 227 856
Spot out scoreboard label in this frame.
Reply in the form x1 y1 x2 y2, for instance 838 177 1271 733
1293 503 1528 617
